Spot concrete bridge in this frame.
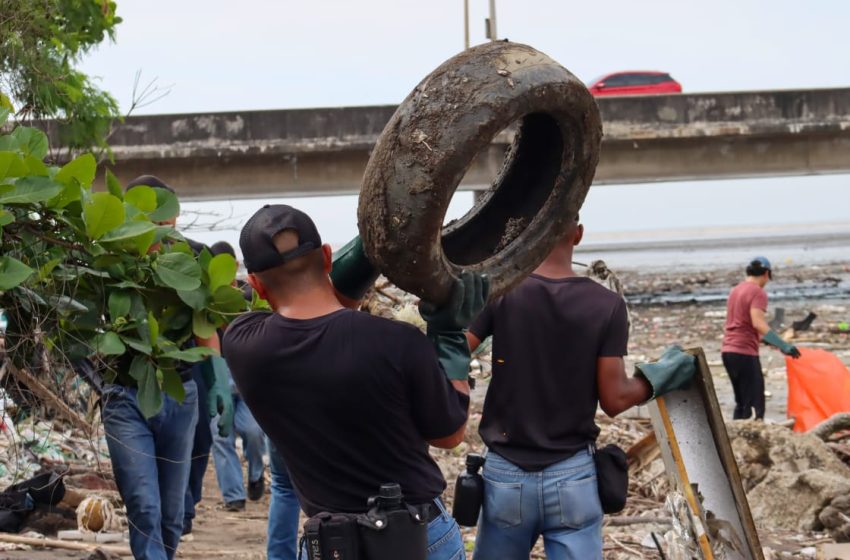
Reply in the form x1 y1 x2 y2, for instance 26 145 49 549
94 88 850 200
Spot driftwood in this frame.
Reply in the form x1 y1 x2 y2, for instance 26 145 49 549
0 533 130 555
605 515 672 527
2 360 93 434
811 413 850 441
0 533 244 557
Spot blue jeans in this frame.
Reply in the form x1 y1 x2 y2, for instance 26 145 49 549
297 497 464 560
472 450 603 560
102 380 199 560
268 440 301 560
211 395 266 503
184 364 211 527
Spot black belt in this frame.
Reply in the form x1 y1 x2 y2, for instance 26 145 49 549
426 498 444 523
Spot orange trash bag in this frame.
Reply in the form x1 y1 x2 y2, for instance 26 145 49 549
786 347 850 433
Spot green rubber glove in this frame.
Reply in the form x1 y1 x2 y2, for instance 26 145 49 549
635 344 696 399
329 236 380 301
762 330 801 358
419 271 490 333
201 356 234 437
419 272 490 381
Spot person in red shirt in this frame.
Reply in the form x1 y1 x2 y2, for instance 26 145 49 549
721 257 800 420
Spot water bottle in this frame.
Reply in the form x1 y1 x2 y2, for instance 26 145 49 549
359 483 428 560
453 454 486 526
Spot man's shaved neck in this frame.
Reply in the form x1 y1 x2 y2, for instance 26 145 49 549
533 223 582 279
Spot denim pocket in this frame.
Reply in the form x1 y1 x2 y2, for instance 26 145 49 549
483 477 522 529
557 474 602 528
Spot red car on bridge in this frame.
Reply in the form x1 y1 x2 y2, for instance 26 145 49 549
588 71 682 96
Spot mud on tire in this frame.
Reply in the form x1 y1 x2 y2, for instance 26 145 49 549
357 41 602 304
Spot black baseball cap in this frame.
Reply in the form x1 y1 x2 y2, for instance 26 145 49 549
126 174 175 194
240 204 322 273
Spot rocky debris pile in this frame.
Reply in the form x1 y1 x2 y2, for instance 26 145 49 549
728 420 850 543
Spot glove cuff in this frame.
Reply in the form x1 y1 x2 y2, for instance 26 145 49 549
330 236 379 301
428 331 471 381
634 345 695 400
762 330 788 351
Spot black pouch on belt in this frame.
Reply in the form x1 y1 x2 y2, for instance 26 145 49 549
300 512 362 560
357 483 429 560
592 443 629 514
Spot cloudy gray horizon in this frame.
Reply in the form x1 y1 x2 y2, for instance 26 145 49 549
77 1 850 265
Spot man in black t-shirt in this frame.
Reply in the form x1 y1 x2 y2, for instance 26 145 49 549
467 217 695 560
224 204 488 559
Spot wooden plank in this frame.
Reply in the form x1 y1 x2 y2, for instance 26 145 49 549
649 347 764 560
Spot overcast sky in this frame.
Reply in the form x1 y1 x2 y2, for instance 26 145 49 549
76 1 850 258
80 0 850 114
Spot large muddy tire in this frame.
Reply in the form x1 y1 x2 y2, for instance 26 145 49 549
357 41 601 305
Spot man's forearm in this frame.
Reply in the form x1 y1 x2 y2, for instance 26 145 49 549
450 379 470 396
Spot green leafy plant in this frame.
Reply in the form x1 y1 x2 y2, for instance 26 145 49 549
0 112 248 418
0 0 122 153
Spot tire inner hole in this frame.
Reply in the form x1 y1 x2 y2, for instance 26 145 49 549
441 112 565 266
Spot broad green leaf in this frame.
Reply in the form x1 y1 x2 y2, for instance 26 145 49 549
108 290 131 321
161 346 216 362
122 337 152 355
55 154 96 188
149 187 179 222
208 254 237 292
49 181 84 208
0 152 20 180
100 221 157 242
11 127 48 159
154 252 201 291
124 185 157 213
198 247 212 273
177 287 208 311
128 355 150 381
147 312 159 346
0 176 64 204
211 285 247 313
129 229 157 256
24 155 48 176
250 288 272 311
0 209 14 227
0 135 17 151
37 258 61 280
110 280 143 289
50 295 89 313
161 368 185 403
128 291 147 321
94 331 126 355
137 366 163 418
83 192 125 239
192 310 216 339
169 241 193 256
0 256 34 290
105 169 123 199
0 107 9 125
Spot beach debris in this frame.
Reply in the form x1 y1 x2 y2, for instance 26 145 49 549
727 421 850 532
792 312 818 332
76 496 115 533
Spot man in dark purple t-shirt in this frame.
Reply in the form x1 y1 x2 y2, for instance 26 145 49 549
466 217 695 560
721 257 800 420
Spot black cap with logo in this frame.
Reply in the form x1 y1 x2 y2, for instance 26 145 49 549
240 204 323 273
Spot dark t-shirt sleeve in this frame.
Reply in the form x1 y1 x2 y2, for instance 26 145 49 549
404 332 470 440
598 298 629 357
469 302 495 340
